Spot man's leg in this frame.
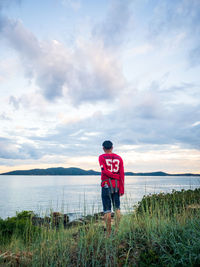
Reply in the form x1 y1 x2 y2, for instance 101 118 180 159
101 187 112 236
104 212 111 236
111 192 121 233
115 209 121 229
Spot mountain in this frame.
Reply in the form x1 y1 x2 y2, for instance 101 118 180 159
125 171 168 176
0 167 199 176
0 167 101 176
124 171 200 176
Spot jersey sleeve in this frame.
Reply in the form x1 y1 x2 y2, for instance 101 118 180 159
119 158 125 195
99 155 120 179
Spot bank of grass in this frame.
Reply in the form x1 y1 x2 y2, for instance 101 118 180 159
1 188 200 266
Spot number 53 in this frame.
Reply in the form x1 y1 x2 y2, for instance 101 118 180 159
106 159 120 172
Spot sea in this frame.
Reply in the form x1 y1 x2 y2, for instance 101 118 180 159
0 175 200 220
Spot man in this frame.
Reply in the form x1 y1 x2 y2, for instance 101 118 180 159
99 140 124 236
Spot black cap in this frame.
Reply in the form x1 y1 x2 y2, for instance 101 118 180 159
102 140 113 150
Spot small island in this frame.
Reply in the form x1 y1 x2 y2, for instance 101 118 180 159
1 167 200 176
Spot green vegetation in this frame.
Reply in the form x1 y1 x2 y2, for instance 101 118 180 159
0 211 41 245
136 188 200 216
1 188 200 266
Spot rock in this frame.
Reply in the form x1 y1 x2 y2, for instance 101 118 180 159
84 215 95 221
44 216 51 223
31 211 107 229
51 212 70 228
31 212 69 228
31 216 44 226
63 214 69 226
66 219 85 228
93 212 104 219
81 212 105 223
187 204 200 209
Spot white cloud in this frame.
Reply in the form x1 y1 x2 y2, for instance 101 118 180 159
85 132 101 136
0 17 126 104
61 0 81 10
93 0 133 46
0 112 11 121
126 44 153 57
0 0 200 173
191 121 200 127
0 137 41 160
0 57 21 83
120 145 200 173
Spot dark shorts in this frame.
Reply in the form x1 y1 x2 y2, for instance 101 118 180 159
101 187 120 214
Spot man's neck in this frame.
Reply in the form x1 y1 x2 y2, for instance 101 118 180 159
104 149 113 154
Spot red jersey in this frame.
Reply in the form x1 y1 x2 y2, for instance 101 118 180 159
99 153 124 195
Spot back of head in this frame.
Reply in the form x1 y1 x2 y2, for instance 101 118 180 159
102 140 113 150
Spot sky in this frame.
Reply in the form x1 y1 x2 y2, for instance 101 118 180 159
0 0 200 174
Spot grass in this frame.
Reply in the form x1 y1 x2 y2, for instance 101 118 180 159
0 188 200 266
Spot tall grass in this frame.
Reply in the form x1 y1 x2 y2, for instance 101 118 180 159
1 188 200 266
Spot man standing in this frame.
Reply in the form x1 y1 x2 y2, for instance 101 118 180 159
99 140 124 236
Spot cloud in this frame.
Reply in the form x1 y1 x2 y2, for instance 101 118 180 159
0 16 125 103
0 0 200 172
1 18 40 59
93 0 133 46
28 80 200 153
0 0 22 10
148 0 200 66
191 121 200 127
189 46 200 66
149 0 200 35
0 137 41 160
61 0 81 11
9 95 20 109
127 44 153 57
2 80 199 167
0 112 11 121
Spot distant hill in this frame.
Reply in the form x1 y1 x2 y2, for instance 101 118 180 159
0 167 100 176
129 172 200 176
0 167 200 176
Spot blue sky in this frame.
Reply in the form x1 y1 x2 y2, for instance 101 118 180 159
0 0 200 173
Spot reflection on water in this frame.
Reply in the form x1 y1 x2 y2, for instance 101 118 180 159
0 175 200 220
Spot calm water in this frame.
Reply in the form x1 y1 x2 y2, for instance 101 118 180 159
0 175 200 220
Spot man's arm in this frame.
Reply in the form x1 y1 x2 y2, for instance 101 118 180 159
99 156 120 179
119 159 124 196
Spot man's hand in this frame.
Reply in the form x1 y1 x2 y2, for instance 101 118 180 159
119 193 124 196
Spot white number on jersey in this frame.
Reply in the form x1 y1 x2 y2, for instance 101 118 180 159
105 159 120 172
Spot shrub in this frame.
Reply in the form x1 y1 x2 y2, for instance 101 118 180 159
0 211 40 244
136 188 200 216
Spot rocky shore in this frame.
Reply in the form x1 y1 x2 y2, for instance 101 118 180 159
31 211 110 228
